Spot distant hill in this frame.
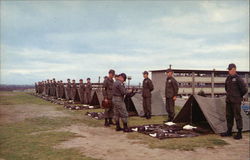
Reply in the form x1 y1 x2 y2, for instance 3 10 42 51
0 85 34 91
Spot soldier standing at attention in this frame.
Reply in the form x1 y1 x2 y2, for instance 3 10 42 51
79 79 85 104
45 79 50 96
35 82 38 93
113 73 133 132
52 78 57 97
71 79 77 101
49 80 53 96
221 63 247 139
142 71 154 119
165 68 179 122
85 78 92 104
66 79 72 100
103 69 115 127
59 80 65 99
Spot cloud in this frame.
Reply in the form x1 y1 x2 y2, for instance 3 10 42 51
0 1 249 84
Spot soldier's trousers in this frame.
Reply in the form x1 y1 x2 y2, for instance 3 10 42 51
66 89 71 100
85 92 91 104
166 98 175 120
143 97 151 116
104 99 114 118
79 91 85 104
112 96 128 123
226 102 243 130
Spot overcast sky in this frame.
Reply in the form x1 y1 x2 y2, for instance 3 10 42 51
0 0 249 85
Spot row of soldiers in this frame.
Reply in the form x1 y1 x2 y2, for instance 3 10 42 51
35 63 247 137
35 78 93 104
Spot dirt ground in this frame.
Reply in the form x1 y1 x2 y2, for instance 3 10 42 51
1 103 249 160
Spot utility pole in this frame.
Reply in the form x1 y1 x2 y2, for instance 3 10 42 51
211 69 215 98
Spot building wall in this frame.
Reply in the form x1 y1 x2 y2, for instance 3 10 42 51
151 71 250 97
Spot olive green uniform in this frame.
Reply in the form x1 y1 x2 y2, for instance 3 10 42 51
142 78 154 117
85 82 92 104
165 76 179 121
79 83 85 104
225 74 247 130
103 78 114 118
112 80 128 123
71 83 77 101
66 82 71 100
59 83 65 98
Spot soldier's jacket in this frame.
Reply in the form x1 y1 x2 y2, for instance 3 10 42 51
113 80 126 97
103 78 114 100
165 77 179 98
142 78 154 98
79 83 85 93
71 83 77 97
225 74 247 103
66 82 71 89
85 83 92 93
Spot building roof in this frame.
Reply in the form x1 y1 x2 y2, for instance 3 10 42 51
149 69 249 74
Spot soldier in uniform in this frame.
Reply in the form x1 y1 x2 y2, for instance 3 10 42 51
142 71 154 119
59 80 65 99
79 79 85 104
85 78 92 104
49 80 53 96
165 68 179 122
66 79 72 100
52 78 57 97
112 73 133 132
35 82 38 93
56 81 60 98
221 63 247 139
103 69 115 126
45 80 50 96
71 79 77 101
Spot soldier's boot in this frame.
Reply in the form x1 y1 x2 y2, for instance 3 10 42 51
109 118 115 125
221 128 232 137
104 118 110 127
146 114 151 119
116 121 123 131
234 129 242 140
123 123 131 132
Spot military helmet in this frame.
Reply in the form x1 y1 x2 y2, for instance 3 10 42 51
119 73 127 81
227 63 236 70
143 71 149 75
109 69 115 75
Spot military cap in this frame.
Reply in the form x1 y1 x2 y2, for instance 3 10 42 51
166 68 173 73
227 63 236 70
143 71 149 75
119 73 127 81
87 78 91 80
109 69 115 75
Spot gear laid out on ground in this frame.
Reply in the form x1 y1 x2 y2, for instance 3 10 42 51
129 123 205 139
85 112 105 120
64 104 97 110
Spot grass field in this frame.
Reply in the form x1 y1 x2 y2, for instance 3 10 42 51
0 91 231 160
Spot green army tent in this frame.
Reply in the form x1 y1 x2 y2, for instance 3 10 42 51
125 91 167 116
173 95 250 134
90 90 103 107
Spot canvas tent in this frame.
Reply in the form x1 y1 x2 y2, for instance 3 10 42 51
125 91 167 116
173 95 250 134
90 90 103 107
